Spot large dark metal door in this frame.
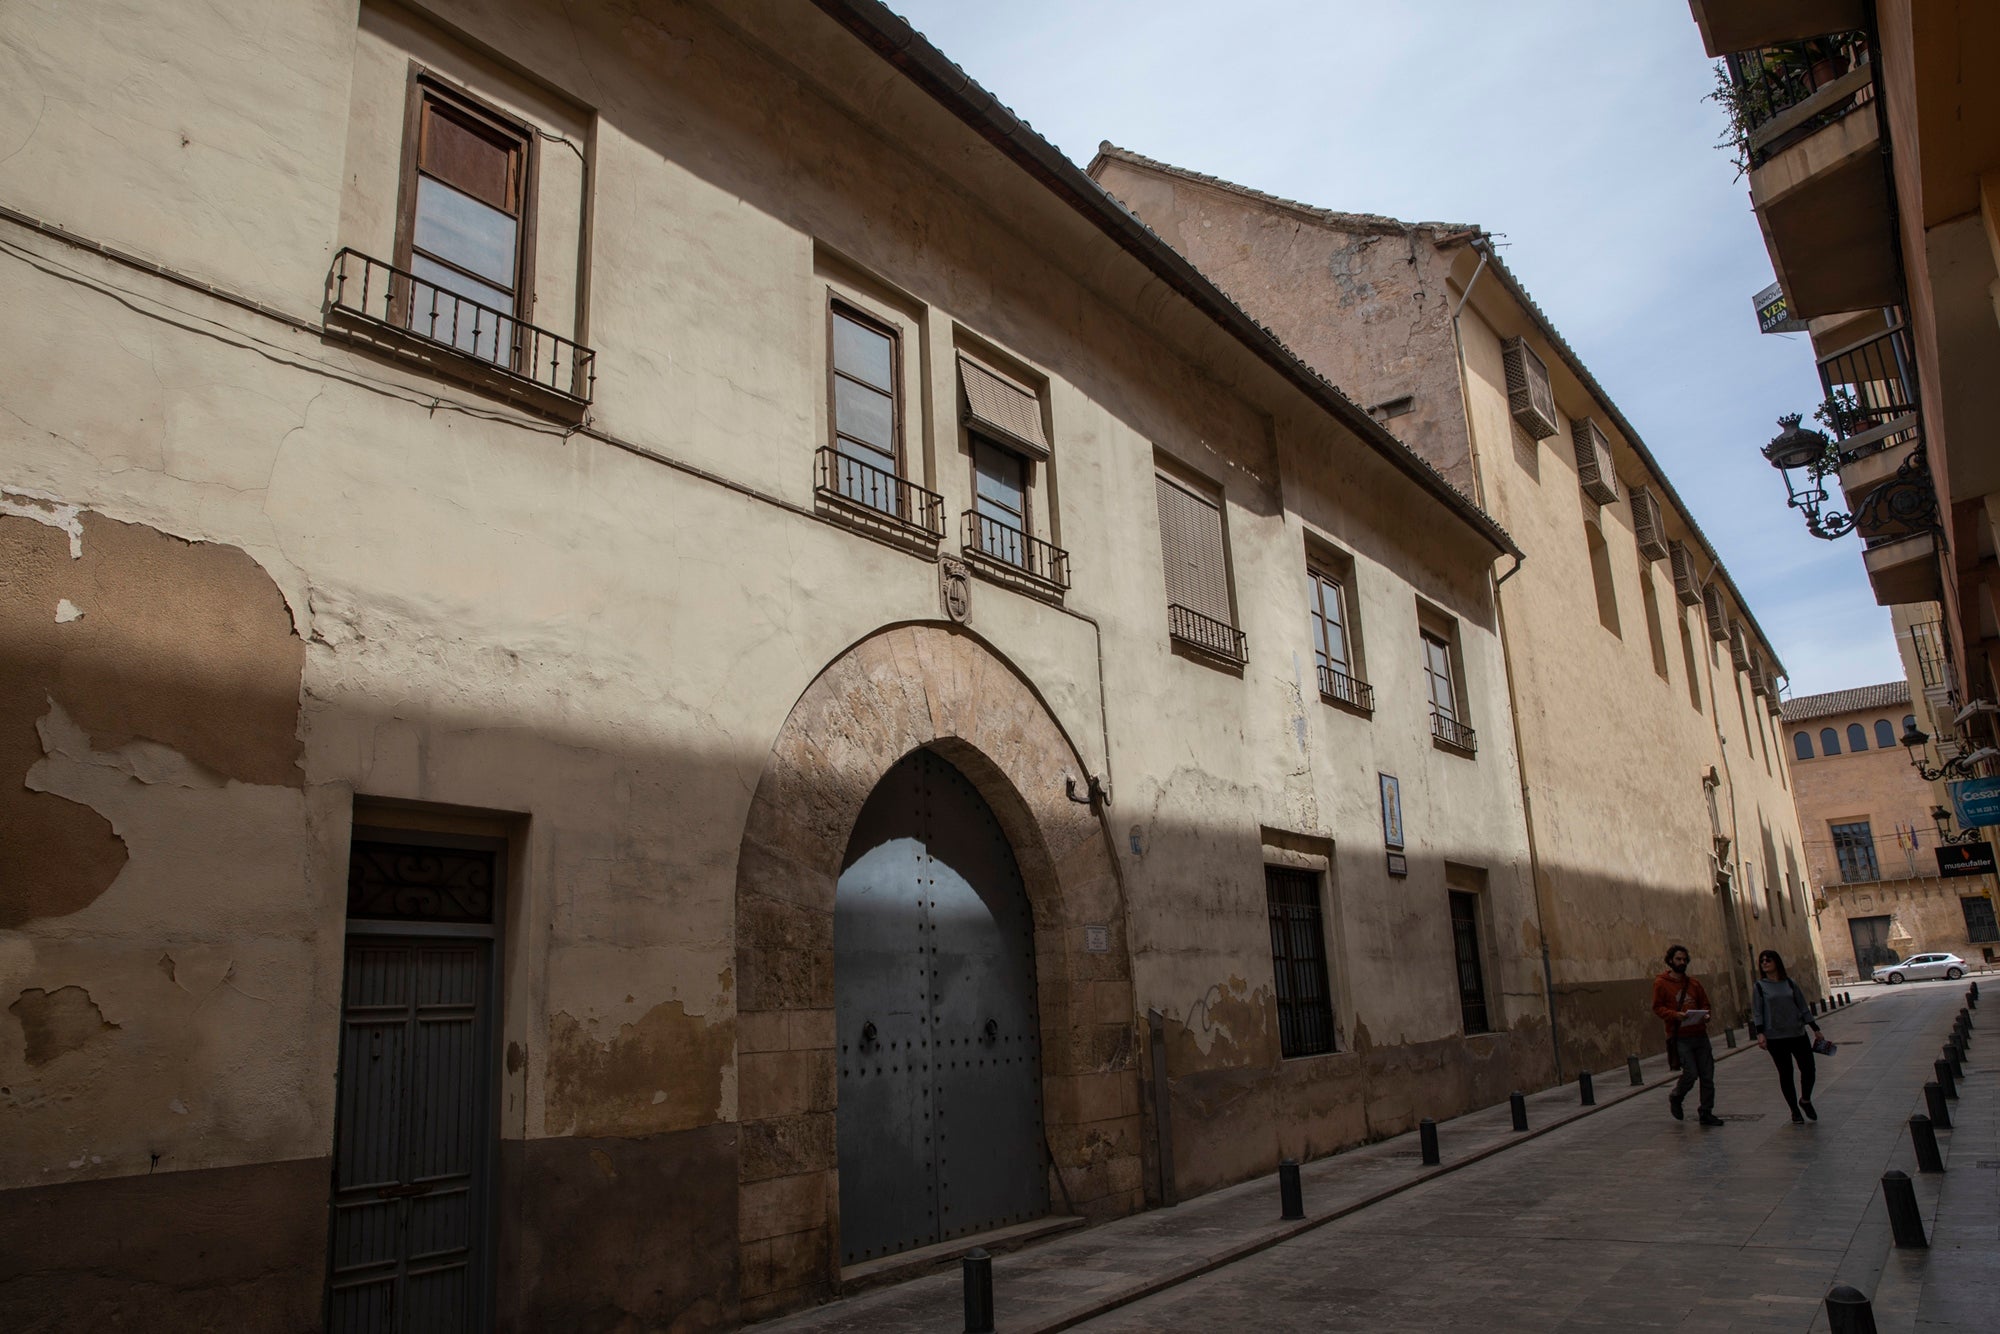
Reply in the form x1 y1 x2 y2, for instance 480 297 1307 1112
328 838 498 1333
1849 914 1897 979
835 748 1046 1266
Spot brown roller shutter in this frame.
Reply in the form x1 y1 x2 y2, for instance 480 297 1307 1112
1155 473 1231 625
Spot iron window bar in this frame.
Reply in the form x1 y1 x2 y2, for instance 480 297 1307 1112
325 248 594 405
1912 620 1950 691
814 446 945 542
1316 661 1374 714
1167 603 1246 665
1722 32 1872 169
960 511 1071 590
1431 709 1477 755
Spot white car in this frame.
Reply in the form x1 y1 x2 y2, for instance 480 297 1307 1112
1877 953 1968 984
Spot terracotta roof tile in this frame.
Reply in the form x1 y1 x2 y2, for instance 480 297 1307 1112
1780 680 1911 722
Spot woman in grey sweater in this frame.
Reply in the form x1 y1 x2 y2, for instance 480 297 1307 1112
1751 949 1823 1123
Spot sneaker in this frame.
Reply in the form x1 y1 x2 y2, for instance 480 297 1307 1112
1668 1095 1684 1121
1800 1100 1817 1121
1791 1109 1805 1124
1698 1112 1725 1127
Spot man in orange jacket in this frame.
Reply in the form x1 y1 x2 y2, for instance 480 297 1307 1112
1652 943 1724 1126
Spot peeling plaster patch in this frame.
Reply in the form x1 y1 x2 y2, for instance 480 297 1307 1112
35 700 230 789
1 486 83 557
169 1098 188 1115
545 1002 732 1139
9 986 120 1065
54 599 82 623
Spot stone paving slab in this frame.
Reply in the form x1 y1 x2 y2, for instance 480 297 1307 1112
750 994 1886 1333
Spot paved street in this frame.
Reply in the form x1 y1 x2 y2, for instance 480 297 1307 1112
757 984 1995 1333
1079 984 1992 1333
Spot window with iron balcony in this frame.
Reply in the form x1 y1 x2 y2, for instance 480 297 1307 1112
956 354 1068 594
325 69 594 421
1156 468 1245 666
1422 621 1475 756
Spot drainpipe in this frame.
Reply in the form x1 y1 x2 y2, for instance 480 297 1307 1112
1447 238 1563 1081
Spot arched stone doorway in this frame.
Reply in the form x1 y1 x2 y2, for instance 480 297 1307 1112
733 624 1141 1318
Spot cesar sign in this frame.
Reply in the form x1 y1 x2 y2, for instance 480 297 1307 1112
1950 776 2000 830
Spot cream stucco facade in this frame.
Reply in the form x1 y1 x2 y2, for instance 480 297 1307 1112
0 2 1559 1329
1091 147 1825 1076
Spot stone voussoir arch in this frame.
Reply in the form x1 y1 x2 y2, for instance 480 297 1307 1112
731 621 1141 1316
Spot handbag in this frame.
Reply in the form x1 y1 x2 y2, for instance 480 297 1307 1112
1793 982 1835 1055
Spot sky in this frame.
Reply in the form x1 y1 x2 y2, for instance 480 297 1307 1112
886 0 1902 699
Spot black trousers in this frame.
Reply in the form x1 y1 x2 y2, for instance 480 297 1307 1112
1765 1034 1817 1109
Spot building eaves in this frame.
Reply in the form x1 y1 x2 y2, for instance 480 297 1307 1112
1090 142 1479 241
804 0 1521 560
1780 680 1911 723
1459 245 1791 681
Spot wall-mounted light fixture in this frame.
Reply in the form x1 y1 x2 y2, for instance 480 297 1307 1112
1931 805 1984 846
1761 413 1937 541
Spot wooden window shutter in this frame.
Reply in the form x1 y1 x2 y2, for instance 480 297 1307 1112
1155 473 1231 626
1630 485 1668 562
1668 540 1701 606
1728 621 1750 671
1501 338 1559 440
958 354 1050 457
1570 417 1620 506
1749 647 1770 695
1703 583 1729 643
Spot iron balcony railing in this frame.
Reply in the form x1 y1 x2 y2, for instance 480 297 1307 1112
1431 709 1477 755
1912 619 1950 691
960 511 1072 590
814 446 944 542
1168 603 1246 665
325 248 594 405
1317 661 1374 713
1818 322 1918 455
1722 31 1872 169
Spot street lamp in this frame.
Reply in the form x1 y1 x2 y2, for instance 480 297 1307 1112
1901 720 1956 781
1932 805 1983 846
1760 414 1849 540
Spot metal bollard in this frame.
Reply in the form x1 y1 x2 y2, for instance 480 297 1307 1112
962 1248 993 1333
1961 1006 1973 1029
1936 1058 1958 1101
1882 1170 1928 1249
1510 1091 1528 1132
1419 1117 1440 1166
1824 1283 1878 1334
1944 1043 1965 1080
1972 980 1980 1003
1909 1114 1944 1174
1628 1054 1644 1085
1925 1081 1953 1130
1579 1070 1595 1106
1278 1158 1304 1220
1724 1026 1737 1049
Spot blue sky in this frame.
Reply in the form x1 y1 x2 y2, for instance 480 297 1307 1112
887 0 1901 698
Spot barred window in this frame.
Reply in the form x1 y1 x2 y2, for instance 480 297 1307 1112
1962 895 1999 944
1265 866 1336 1057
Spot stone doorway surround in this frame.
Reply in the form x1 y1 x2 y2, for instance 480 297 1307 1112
732 623 1141 1319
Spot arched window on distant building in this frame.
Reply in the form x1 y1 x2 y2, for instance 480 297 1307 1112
1875 719 1896 748
1905 713 1917 737
1820 727 1842 756
1848 722 1869 752
1794 732 1814 761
